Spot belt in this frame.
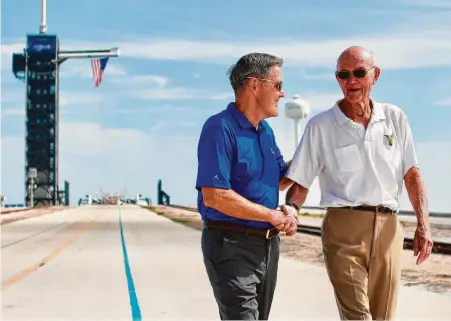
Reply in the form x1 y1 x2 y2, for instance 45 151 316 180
334 205 396 214
206 220 279 239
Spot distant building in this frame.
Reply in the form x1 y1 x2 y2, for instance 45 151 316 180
0 195 7 207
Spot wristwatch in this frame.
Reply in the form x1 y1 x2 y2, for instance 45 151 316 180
286 202 300 212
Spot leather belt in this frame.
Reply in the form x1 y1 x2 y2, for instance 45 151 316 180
206 220 279 239
335 205 396 214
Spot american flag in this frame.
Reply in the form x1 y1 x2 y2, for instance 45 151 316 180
91 57 109 87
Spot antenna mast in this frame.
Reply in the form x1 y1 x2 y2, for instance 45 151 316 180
39 0 47 34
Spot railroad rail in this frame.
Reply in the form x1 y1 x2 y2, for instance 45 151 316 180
165 205 451 255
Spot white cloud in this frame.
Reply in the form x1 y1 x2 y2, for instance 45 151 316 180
108 74 235 101
59 60 127 78
130 87 199 100
2 107 25 117
435 98 451 106
0 88 107 118
1 90 24 104
211 92 234 100
110 74 168 87
60 122 151 159
400 0 451 8
109 73 232 101
110 30 451 70
129 87 234 101
179 121 199 128
148 121 171 131
0 43 24 72
59 91 104 107
0 43 24 56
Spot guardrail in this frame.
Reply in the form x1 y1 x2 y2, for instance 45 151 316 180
166 205 451 255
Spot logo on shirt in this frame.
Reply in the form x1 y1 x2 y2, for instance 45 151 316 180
384 134 394 147
213 175 219 180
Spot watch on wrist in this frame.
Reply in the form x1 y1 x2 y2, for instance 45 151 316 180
286 202 300 212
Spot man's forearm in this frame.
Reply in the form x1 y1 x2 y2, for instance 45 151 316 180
286 183 309 207
203 187 274 222
279 177 293 191
404 167 429 228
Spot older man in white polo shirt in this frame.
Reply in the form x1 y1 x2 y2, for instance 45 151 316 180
281 46 433 320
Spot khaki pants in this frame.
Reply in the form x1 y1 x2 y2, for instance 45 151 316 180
321 208 404 320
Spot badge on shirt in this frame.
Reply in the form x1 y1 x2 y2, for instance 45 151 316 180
384 134 394 147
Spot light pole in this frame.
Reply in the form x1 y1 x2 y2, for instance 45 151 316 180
285 95 310 149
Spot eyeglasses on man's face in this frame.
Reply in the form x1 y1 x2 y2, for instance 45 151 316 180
245 77 283 92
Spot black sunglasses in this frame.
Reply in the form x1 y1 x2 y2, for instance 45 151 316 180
336 67 375 80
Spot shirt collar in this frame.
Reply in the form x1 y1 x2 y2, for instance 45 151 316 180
332 98 386 126
371 100 386 121
227 102 265 131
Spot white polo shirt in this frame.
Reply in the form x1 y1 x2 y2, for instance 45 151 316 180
285 98 419 211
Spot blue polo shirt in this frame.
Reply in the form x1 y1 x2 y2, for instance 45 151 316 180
195 102 288 229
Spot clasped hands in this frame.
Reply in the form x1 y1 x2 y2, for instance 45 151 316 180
270 204 299 236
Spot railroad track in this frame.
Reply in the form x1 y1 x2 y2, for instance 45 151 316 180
165 205 451 255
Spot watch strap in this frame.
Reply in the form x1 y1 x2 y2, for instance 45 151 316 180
286 202 300 212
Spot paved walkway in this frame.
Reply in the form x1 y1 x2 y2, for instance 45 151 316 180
2 205 450 320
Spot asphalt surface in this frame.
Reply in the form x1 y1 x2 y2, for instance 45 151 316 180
1 205 450 320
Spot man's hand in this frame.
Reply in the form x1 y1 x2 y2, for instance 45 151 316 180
413 224 433 265
404 167 433 265
268 210 290 230
276 204 299 236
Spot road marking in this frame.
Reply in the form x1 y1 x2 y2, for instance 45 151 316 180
1 215 99 291
118 206 142 321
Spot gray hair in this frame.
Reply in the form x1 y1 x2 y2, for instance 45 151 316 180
227 53 283 91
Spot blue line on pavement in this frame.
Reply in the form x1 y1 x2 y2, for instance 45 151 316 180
118 206 142 321
2 221 68 249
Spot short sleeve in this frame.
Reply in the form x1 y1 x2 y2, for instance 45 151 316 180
274 144 288 181
285 122 321 189
267 125 287 181
195 123 233 190
400 113 419 177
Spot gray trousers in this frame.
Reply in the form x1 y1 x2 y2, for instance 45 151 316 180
201 224 280 320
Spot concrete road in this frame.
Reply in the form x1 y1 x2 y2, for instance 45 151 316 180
1 205 450 320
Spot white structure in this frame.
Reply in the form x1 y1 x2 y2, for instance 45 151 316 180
0 195 6 207
285 95 310 148
136 194 148 206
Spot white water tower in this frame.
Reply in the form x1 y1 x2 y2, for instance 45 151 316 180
285 95 310 148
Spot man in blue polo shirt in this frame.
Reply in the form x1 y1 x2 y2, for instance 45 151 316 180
195 53 299 320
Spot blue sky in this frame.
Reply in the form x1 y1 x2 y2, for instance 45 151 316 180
2 0 451 212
